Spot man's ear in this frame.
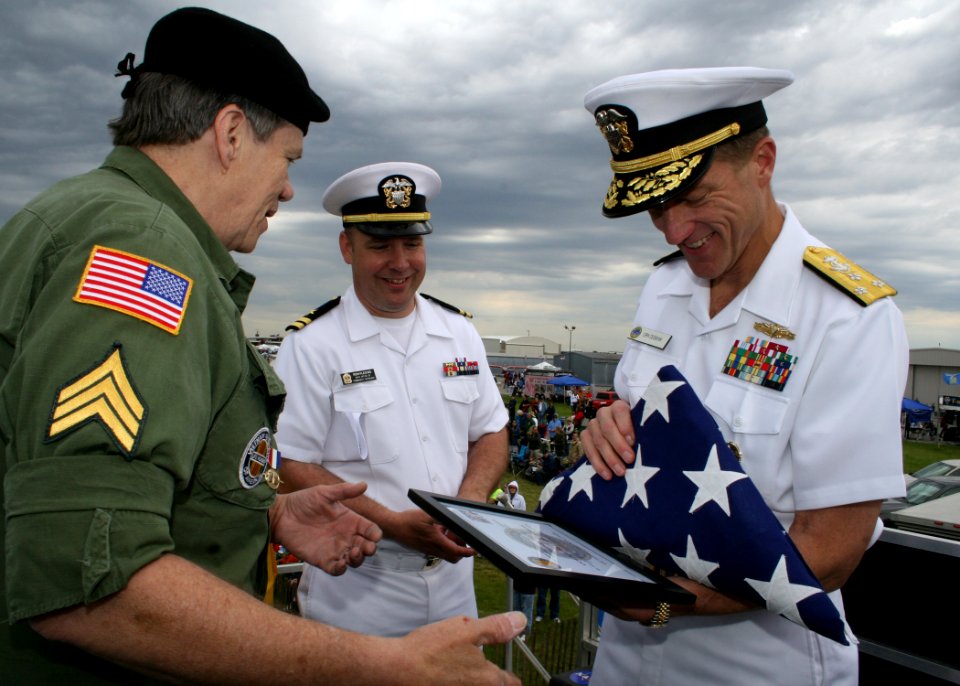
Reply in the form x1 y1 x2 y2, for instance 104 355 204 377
211 104 248 171
752 136 777 187
339 230 353 265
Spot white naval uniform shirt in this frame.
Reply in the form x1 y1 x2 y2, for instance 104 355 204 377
274 286 508 636
591 204 909 686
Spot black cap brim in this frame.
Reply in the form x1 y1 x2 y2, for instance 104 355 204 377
350 221 433 238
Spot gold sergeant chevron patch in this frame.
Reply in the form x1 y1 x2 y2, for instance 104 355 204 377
803 246 897 306
46 344 147 458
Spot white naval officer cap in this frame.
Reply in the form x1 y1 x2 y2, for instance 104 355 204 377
321 161 441 237
584 67 794 217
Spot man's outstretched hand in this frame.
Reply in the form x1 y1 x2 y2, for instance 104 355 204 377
270 481 382 575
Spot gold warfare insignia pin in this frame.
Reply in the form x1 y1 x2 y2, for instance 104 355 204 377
753 321 796 340
46 344 147 459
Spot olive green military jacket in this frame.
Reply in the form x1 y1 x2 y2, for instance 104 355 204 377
0 146 285 683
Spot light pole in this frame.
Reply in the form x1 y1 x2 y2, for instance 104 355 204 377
563 323 576 362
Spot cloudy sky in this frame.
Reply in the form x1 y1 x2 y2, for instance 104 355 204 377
1 0 957 354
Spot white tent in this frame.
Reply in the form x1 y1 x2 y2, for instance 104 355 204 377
527 361 560 371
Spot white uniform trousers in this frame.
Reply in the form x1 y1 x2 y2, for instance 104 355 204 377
297 551 477 637
591 607 857 686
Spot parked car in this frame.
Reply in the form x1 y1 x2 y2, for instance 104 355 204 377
904 459 960 486
886 491 960 541
590 390 620 411
881 476 960 520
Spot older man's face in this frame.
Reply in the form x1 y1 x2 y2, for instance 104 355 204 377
218 120 303 253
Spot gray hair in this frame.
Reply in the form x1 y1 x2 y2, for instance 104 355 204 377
108 72 285 147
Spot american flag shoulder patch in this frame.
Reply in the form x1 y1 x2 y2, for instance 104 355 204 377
73 245 193 335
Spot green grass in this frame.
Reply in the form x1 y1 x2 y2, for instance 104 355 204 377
902 439 960 473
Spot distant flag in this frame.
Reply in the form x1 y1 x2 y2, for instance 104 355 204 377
944 372 960 386
538 365 850 644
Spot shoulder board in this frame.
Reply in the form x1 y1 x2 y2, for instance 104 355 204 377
421 293 472 318
653 250 684 267
285 296 341 331
803 246 896 306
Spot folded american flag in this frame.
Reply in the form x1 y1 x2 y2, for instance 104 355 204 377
537 365 849 644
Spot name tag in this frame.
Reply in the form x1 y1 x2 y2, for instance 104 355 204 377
341 369 376 385
628 326 672 350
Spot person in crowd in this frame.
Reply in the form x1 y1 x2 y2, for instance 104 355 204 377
579 66 907 685
273 162 509 638
535 586 562 624
499 480 534 639
503 480 526 511
0 8 523 683
546 413 563 442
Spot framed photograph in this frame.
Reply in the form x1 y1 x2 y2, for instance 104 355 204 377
408 489 695 604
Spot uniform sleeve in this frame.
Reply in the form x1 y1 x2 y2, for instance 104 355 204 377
273 330 334 464
789 298 909 510
1 229 228 622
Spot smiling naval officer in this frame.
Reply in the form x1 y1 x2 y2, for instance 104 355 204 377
274 162 509 636
577 67 909 686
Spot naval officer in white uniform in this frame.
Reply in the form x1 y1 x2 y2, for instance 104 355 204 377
274 162 508 636
579 68 908 685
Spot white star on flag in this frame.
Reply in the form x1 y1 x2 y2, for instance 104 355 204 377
683 444 748 515
567 460 596 502
538 475 562 508
614 528 653 567
745 555 821 625
621 444 660 508
639 377 685 426
670 535 720 587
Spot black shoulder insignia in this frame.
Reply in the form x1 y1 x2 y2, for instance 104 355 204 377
285 297 342 331
803 246 896 307
653 250 684 267
422 293 472 318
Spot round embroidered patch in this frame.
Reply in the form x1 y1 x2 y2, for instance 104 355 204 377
239 427 272 489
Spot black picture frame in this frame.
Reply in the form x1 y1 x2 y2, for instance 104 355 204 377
408 489 695 605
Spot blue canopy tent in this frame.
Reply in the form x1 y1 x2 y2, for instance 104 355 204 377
902 397 933 426
546 375 590 402
547 375 590 388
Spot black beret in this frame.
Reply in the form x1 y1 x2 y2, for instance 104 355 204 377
122 7 329 134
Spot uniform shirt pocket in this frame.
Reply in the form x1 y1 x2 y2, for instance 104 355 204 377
704 376 788 435
439 377 480 453
331 383 398 464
